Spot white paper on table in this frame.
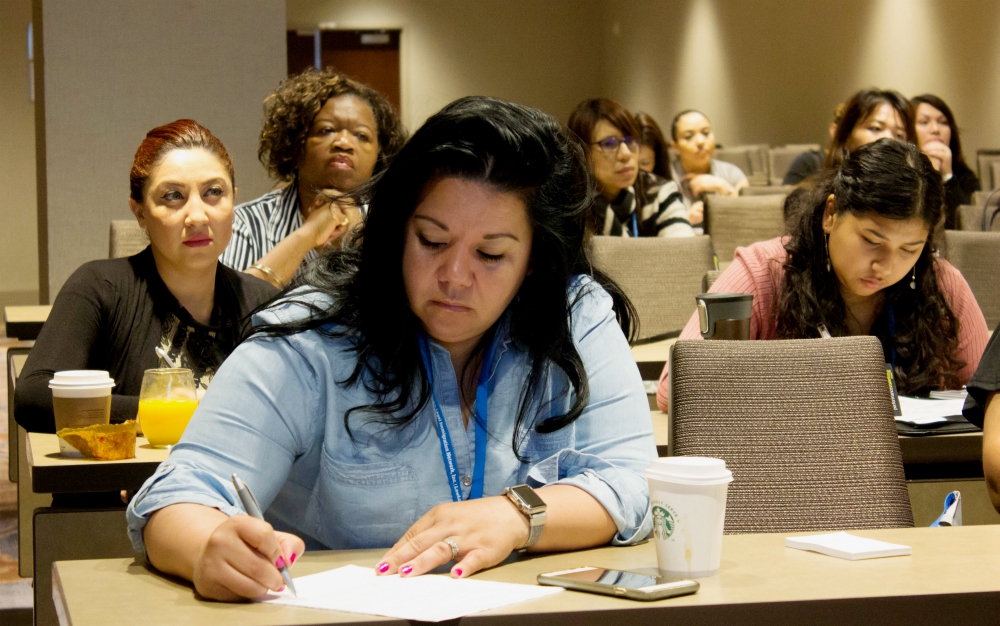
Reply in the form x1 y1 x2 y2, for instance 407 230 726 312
895 394 967 426
785 532 911 560
259 564 563 622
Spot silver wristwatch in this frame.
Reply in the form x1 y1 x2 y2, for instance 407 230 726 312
504 484 547 550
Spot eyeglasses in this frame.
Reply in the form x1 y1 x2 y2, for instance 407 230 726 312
592 136 639 157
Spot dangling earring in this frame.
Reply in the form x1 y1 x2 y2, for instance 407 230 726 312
824 234 831 272
909 266 917 290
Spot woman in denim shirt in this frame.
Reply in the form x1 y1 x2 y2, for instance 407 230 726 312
128 96 657 601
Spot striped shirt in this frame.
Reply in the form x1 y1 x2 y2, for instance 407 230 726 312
219 184 317 273
594 171 695 238
656 237 991 411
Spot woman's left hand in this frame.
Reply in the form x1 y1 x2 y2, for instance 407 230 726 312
376 496 528 579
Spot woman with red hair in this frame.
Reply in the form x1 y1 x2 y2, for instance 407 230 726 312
15 120 276 433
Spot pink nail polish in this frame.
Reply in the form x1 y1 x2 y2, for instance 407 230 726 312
275 556 285 569
277 585 285 592
376 562 390 573
290 553 297 565
400 564 413 575
454 569 463 578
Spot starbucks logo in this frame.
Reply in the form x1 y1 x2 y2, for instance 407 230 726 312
652 505 676 539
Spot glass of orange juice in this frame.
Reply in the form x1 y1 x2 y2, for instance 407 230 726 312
137 368 199 448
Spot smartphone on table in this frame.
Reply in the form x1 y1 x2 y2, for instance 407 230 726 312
537 566 699 601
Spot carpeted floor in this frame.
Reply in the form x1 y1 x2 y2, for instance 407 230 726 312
0 340 33 610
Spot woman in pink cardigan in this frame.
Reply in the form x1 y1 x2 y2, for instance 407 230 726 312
657 139 989 412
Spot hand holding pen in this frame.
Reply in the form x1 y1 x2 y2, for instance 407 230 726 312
232 474 299 597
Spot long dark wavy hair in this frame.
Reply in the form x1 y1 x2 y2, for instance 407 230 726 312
251 96 636 454
779 139 963 395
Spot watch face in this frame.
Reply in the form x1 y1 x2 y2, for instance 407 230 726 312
511 485 546 509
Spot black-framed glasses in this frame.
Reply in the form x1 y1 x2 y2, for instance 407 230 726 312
592 136 639 157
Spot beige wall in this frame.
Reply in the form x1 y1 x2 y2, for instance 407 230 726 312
600 0 1000 160
37 0 287 300
0 0 39 307
286 0 603 132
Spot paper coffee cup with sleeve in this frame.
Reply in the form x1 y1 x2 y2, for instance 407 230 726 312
645 457 733 578
49 370 115 456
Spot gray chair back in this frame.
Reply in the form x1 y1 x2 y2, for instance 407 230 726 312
740 185 795 197
972 190 995 206
589 236 715 340
713 147 752 177
768 145 820 185
942 231 1000 329
701 269 722 292
976 151 1000 190
704 194 786 263
668 336 913 534
109 220 149 258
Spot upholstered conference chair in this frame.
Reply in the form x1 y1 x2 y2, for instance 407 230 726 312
109 220 149 259
704 194 786 264
740 185 795 197
668 336 914 534
943 231 1000 329
589 235 715 341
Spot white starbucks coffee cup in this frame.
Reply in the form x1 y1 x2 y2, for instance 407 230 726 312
49 371 115 456
645 456 733 578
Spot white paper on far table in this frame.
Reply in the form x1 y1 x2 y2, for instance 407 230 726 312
260 564 563 622
895 394 967 426
785 532 911 560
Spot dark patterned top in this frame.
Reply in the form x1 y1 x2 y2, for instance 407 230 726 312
592 170 695 238
14 247 276 432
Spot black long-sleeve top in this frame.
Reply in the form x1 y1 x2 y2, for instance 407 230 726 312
14 247 276 433
943 165 980 230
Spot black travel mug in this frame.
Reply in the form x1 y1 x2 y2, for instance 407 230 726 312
696 293 753 340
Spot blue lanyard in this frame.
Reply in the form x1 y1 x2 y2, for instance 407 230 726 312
630 212 639 238
417 334 495 502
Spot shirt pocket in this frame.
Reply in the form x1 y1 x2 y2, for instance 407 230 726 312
315 451 420 549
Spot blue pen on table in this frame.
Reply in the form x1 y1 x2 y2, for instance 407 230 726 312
232 473 297 597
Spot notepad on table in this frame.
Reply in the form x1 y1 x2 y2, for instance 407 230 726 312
895 394 967 426
785 532 911 560
260 564 563 622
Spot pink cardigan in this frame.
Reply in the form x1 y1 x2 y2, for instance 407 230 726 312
656 237 990 412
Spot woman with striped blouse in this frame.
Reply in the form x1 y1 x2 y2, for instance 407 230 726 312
568 99 694 238
220 69 406 287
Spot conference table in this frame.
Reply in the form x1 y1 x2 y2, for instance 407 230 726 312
52 525 1000 625
24 433 169 626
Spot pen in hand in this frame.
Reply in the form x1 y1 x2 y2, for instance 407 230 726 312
232 473 298 598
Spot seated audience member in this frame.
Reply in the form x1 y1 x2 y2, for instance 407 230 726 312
781 89 914 223
911 94 980 229
15 120 276 433
963 332 1000 513
669 109 749 225
657 139 989 411
782 103 844 186
635 111 671 179
567 99 693 238
128 97 656 601
220 68 406 287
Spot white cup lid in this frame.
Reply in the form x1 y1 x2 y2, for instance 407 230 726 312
49 370 116 389
645 456 733 485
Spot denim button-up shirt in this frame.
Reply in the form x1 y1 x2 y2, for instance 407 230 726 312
127 276 656 553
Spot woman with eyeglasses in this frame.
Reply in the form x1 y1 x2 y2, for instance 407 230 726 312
669 110 749 226
568 99 694 238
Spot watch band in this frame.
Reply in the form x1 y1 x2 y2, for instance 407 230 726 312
504 485 547 550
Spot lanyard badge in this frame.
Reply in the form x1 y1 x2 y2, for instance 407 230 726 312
417 333 495 502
